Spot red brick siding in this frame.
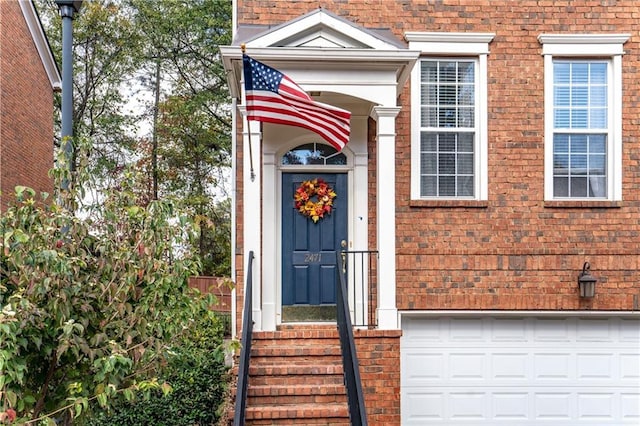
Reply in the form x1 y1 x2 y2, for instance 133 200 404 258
0 1 55 209
237 0 640 312
355 329 401 426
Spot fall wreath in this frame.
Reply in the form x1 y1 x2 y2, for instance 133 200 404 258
294 178 337 223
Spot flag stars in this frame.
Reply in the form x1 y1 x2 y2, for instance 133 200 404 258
249 60 283 92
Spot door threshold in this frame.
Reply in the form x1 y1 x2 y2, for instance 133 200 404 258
282 304 337 322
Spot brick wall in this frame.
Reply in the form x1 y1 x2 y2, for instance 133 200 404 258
237 0 640 312
0 1 55 208
354 329 401 426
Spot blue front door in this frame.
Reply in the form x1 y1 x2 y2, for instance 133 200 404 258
282 173 347 306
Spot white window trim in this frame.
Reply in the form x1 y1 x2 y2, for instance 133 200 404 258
539 34 630 201
407 33 494 201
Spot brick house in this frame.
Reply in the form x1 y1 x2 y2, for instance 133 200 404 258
221 1 640 424
0 0 61 207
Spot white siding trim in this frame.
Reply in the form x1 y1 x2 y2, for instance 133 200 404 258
18 0 61 90
538 34 630 56
405 32 495 54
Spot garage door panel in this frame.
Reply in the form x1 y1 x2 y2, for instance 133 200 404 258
621 393 640 419
620 319 640 342
404 352 444 380
493 392 529 419
534 353 571 379
401 316 640 424
534 392 572 420
449 392 487 419
577 353 614 379
492 353 530 379
532 318 572 341
403 317 444 342
449 353 485 380
576 318 615 341
491 318 528 341
404 391 444 421
577 393 615 420
449 318 485 341
621 353 640 380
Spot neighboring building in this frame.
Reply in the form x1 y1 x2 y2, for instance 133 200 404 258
0 0 61 207
221 1 640 424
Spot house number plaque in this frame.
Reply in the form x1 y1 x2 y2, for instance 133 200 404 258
304 253 322 263
293 252 325 263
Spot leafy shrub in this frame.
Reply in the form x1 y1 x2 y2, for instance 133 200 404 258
85 312 231 426
0 164 213 424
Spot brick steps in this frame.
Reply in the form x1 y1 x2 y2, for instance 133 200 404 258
237 325 350 425
246 403 349 422
249 363 343 376
248 383 347 405
251 344 342 358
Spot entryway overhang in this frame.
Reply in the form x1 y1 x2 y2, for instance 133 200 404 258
221 9 419 331
220 46 418 107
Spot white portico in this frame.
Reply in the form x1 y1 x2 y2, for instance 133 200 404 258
220 9 419 331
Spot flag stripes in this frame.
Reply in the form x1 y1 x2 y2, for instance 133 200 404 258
242 54 351 151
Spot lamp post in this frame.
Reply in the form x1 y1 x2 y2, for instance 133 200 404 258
54 0 82 189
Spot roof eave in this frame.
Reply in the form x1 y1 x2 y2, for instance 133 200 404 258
19 0 62 91
220 46 420 99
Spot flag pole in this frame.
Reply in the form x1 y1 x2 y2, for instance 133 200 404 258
241 44 256 182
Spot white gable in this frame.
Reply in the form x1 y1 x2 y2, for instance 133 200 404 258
221 9 418 104
243 9 401 50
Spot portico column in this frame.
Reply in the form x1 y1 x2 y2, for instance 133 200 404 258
261 151 277 331
239 107 262 330
372 106 401 330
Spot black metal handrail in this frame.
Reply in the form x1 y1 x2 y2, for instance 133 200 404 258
335 251 368 426
341 250 378 327
233 251 254 426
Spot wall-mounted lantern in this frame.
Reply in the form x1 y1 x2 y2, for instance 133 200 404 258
578 262 597 298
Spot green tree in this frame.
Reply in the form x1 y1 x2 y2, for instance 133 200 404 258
36 0 143 185
0 148 213 424
130 0 233 276
35 0 233 276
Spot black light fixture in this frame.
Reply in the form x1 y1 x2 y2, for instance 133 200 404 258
578 262 597 298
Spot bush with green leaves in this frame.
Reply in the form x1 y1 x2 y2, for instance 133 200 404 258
0 168 215 425
86 312 231 426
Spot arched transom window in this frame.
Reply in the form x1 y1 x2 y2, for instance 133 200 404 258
281 142 347 166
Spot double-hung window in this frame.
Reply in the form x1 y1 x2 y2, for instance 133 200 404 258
552 61 608 198
419 59 476 197
407 33 494 201
540 34 629 201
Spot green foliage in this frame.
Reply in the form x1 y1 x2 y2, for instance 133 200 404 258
35 0 143 183
86 313 230 426
0 160 212 424
199 199 231 277
129 0 233 276
35 0 234 277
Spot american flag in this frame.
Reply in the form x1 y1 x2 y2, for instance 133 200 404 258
242 54 351 151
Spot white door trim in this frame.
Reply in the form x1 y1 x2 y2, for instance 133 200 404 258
261 119 369 331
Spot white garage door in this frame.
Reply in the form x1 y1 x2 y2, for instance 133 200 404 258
401 316 640 425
